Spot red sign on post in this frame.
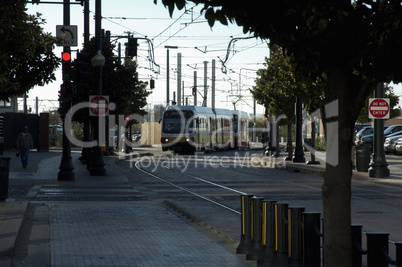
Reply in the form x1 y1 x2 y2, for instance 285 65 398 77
89 95 109 116
368 98 390 119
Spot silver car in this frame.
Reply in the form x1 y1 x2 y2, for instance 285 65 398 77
384 134 402 153
395 138 402 155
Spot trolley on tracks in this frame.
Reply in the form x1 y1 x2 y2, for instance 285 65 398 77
161 105 250 154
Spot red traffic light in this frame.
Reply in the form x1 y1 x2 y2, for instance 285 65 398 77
62 52 71 61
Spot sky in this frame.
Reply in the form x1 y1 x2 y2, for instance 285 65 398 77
26 0 269 115
25 0 402 115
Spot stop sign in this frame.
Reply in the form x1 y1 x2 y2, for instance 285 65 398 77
368 98 390 119
89 95 109 116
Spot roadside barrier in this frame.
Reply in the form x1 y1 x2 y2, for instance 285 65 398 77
288 207 305 267
246 196 265 260
271 203 289 266
303 212 321 267
236 194 254 254
257 200 276 266
236 194 402 266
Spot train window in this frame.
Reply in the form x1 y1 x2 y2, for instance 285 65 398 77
162 110 194 133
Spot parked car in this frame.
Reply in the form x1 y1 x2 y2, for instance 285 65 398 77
354 123 371 137
357 125 401 148
384 133 402 153
355 127 373 146
384 125 402 137
395 138 402 155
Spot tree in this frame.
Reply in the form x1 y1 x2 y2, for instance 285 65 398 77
154 1 402 265
71 37 149 122
0 1 59 100
252 44 324 158
252 45 297 122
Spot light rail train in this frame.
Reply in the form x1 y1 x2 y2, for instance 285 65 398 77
161 105 250 154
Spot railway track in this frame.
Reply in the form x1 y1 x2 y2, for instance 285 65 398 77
135 160 243 214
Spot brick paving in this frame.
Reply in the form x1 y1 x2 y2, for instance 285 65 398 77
48 201 247 267
5 150 250 266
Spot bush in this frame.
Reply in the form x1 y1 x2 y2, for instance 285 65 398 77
315 137 326 151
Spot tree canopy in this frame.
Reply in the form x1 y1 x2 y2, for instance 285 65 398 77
0 0 59 100
251 44 324 121
71 37 149 122
154 1 402 266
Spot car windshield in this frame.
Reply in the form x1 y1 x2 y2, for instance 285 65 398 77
384 126 399 135
357 127 372 135
162 110 194 133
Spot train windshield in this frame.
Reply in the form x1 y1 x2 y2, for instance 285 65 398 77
162 110 194 133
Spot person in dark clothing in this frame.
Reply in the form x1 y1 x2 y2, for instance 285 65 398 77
16 125 33 168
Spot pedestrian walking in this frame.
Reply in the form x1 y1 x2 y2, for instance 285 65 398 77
16 125 33 168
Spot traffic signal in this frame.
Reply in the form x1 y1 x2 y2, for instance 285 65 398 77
150 79 155 89
127 38 138 57
76 52 91 81
192 87 196 96
62 52 72 83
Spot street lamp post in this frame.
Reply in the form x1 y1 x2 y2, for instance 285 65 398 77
293 97 306 162
89 0 106 176
164 46 178 107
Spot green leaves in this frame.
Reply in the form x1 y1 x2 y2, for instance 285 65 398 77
0 0 59 100
205 8 215 27
204 7 229 28
155 0 186 17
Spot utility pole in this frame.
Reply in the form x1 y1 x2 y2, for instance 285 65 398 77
177 52 182 106
203 61 208 107
89 0 106 176
83 0 89 45
58 0 74 181
81 0 90 165
211 59 215 109
164 46 178 107
193 71 197 106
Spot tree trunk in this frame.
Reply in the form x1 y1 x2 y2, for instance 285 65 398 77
322 69 357 267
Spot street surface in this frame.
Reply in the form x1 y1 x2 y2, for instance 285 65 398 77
4 147 402 266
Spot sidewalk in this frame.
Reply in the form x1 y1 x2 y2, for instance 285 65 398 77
2 147 402 266
251 149 402 181
0 149 251 266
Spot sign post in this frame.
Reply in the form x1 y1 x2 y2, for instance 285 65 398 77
368 83 390 178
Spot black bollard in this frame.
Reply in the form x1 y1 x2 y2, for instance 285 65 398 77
396 242 402 267
237 194 254 254
246 196 265 260
270 203 289 267
0 157 11 201
366 232 392 267
257 200 276 266
288 207 305 267
351 225 366 267
303 212 321 267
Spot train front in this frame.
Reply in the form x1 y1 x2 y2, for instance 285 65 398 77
160 106 195 154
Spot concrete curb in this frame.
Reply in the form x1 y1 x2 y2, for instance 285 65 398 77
286 164 325 178
0 201 30 264
162 200 237 245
